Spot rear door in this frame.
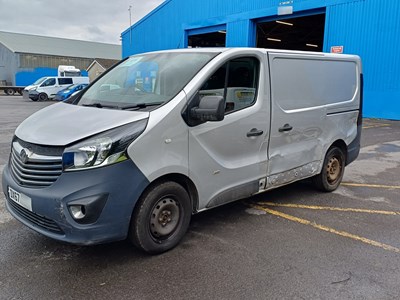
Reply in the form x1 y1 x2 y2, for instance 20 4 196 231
187 54 270 210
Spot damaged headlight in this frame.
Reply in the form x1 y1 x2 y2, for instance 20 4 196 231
62 119 147 171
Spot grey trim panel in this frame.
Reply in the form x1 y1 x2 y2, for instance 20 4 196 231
346 124 361 165
206 180 259 208
267 161 320 189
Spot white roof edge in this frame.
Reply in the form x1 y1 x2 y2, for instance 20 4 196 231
0 31 121 59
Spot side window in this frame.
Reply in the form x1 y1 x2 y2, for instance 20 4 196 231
59 78 73 85
200 57 259 114
41 78 56 87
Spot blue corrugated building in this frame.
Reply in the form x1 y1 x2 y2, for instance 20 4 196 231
121 0 400 120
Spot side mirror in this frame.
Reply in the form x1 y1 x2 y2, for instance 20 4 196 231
190 95 225 122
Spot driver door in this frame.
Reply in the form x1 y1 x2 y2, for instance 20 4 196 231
187 56 270 210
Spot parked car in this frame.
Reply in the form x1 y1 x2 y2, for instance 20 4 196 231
54 83 88 101
23 76 89 101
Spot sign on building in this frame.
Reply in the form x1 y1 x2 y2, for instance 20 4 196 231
331 46 344 54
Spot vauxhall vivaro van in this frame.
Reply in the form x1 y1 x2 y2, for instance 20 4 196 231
2 48 362 254
23 76 89 101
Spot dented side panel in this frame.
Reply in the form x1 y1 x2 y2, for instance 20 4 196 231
267 52 361 178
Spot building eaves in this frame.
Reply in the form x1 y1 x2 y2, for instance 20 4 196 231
87 58 120 71
121 0 172 35
95 58 120 69
0 31 121 60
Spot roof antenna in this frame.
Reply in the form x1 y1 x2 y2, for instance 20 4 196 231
128 5 133 46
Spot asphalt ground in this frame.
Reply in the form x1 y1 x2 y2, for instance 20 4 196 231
1 95 400 299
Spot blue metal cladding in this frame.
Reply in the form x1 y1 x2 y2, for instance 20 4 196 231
122 0 400 119
325 0 400 119
16 68 57 86
121 0 329 56
226 20 255 47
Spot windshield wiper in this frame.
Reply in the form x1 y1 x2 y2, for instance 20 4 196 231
82 103 120 109
121 102 164 110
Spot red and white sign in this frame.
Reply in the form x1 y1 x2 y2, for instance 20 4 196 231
331 46 344 54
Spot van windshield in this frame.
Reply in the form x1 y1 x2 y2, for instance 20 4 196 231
33 77 47 85
77 52 219 110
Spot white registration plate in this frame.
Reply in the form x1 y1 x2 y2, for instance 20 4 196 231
8 187 32 211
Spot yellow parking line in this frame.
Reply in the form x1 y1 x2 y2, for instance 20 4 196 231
362 124 390 129
342 182 400 189
257 202 400 216
251 204 400 254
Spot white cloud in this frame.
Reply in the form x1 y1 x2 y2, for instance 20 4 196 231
0 0 164 44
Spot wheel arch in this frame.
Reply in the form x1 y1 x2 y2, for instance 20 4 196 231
136 173 199 215
313 139 347 192
329 139 347 161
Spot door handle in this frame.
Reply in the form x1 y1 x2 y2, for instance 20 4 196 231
247 128 264 137
278 124 293 132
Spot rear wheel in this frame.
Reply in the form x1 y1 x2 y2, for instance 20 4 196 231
38 93 48 101
313 146 345 192
129 181 191 254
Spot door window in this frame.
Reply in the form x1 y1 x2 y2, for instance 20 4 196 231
59 78 73 85
200 57 259 114
41 78 56 87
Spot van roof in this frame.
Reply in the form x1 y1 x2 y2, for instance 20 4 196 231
134 47 360 60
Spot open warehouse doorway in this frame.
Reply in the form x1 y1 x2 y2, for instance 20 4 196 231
256 13 325 52
188 31 226 48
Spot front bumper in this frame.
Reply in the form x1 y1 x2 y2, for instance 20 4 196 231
28 90 39 101
2 159 149 245
54 94 66 101
22 90 30 99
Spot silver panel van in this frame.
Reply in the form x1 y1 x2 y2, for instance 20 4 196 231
2 48 362 254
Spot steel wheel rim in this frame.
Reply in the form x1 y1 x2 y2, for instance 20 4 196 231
150 197 180 239
326 156 341 184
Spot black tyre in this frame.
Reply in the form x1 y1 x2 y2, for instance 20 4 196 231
38 93 48 101
5 88 15 96
313 146 345 192
129 181 191 254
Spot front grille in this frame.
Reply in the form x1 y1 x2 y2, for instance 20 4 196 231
7 198 64 234
10 141 63 188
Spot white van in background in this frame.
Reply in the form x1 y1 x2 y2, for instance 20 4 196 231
23 76 89 101
3 48 362 254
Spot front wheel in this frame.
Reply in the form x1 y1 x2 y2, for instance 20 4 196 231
38 93 48 101
129 181 192 254
313 146 345 192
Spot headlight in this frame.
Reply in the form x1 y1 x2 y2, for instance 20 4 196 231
62 119 148 171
